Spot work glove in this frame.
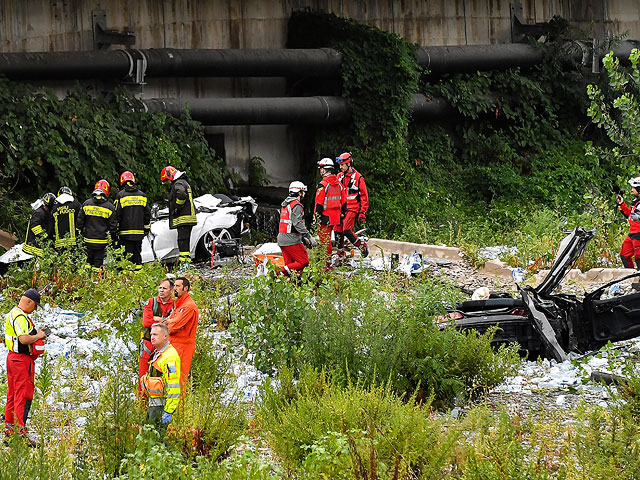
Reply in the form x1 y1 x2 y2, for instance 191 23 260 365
304 235 318 248
358 213 366 223
161 412 172 425
632 213 640 222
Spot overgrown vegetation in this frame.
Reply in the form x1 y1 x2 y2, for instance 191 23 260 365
231 266 520 407
0 80 227 237
287 11 629 270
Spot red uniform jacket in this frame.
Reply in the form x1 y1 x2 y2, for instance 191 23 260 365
620 197 640 234
168 292 199 386
315 174 346 226
338 168 369 214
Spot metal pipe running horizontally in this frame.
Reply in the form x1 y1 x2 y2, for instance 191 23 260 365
1 41 638 80
143 94 454 125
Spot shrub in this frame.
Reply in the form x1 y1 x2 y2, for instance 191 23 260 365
232 273 520 407
257 366 458 477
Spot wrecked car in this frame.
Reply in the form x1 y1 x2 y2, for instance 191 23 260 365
142 193 257 263
0 193 257 268
449 228 640 361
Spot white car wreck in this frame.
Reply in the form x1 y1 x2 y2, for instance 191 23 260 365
0 193 257 267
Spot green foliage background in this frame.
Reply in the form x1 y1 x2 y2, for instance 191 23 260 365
287 11 627 262
0 80 226 237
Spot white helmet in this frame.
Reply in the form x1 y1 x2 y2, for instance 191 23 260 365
629 177 640 188
317 157 334 169
289 181 307 194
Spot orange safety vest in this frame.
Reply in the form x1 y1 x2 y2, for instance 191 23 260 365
320 180 344 211
279 200 302 234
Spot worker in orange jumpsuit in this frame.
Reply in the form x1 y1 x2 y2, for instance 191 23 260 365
138 278 175 393
166 276 199 387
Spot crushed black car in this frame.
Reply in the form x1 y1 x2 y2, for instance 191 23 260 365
449 228 640 361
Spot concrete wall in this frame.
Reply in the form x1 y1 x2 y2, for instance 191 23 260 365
1 0 639 185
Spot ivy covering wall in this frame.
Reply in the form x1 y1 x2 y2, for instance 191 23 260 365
0 81 226 235
288 11 624 243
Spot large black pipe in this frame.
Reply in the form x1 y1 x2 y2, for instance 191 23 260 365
2 41 638 80
143 94 454 125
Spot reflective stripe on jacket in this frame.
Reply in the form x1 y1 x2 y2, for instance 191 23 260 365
141 343 181 413
77 195 117 245
338 168 369 214
168 176 197 229
279 199 302 234
620 197 640 234
114 186 151 240
23 206 52 256
4 307 37 355
52 198 81 248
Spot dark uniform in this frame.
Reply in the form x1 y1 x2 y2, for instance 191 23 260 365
22 205 52 257
114 184 151 267
168 173 197 263
52 193 81 250
77 191 117 268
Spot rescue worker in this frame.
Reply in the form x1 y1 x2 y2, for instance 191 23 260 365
77 179 118 269
617 176 640 269
160 166 197 264
22 192 55 257
114 171 151 269
277 181 317 276
314 158 346 263
4 288 48 441
335 152 369 258
138 278 175 393
51 186 81 251
140 323 181 431
166 277 199 388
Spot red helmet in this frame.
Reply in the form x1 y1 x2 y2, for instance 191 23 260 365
160 166 178 182
120 171 135 186
94 179 110 197
336 152 353 165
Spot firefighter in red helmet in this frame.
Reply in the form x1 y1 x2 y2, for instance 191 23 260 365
77 179 118 270
114 171 150 269
335 152 369 258
160 166 196 264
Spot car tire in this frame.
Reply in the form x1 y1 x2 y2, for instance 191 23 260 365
196 228 234 260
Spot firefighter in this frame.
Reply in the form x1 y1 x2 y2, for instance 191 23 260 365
22 193 55 257
335 152 369 258
51 186 81 251
160 166 197 264
140 323 181 431
114 171 151 269
77 179 118 270
4 288 48 442
314 158 346 263
617 176 640 269
167 277 199 388
277 181 317 276
138 278 175 393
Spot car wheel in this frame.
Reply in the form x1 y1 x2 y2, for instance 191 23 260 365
196 228 233 260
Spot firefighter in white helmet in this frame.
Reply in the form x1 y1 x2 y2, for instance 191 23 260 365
277 181 317 276
314 158 346 267
617 176 640 269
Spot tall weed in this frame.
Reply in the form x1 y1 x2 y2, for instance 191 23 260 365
257 366 458 477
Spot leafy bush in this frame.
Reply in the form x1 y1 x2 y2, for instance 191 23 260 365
232 272 520 407
167 330 248 461
0 79 227 238
257 366 458 477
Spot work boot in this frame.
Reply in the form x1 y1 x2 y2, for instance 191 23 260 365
360 240 369 258
621 254 634 269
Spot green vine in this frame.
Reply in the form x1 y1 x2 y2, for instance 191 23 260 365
0 80 227 237
288 11 621 243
